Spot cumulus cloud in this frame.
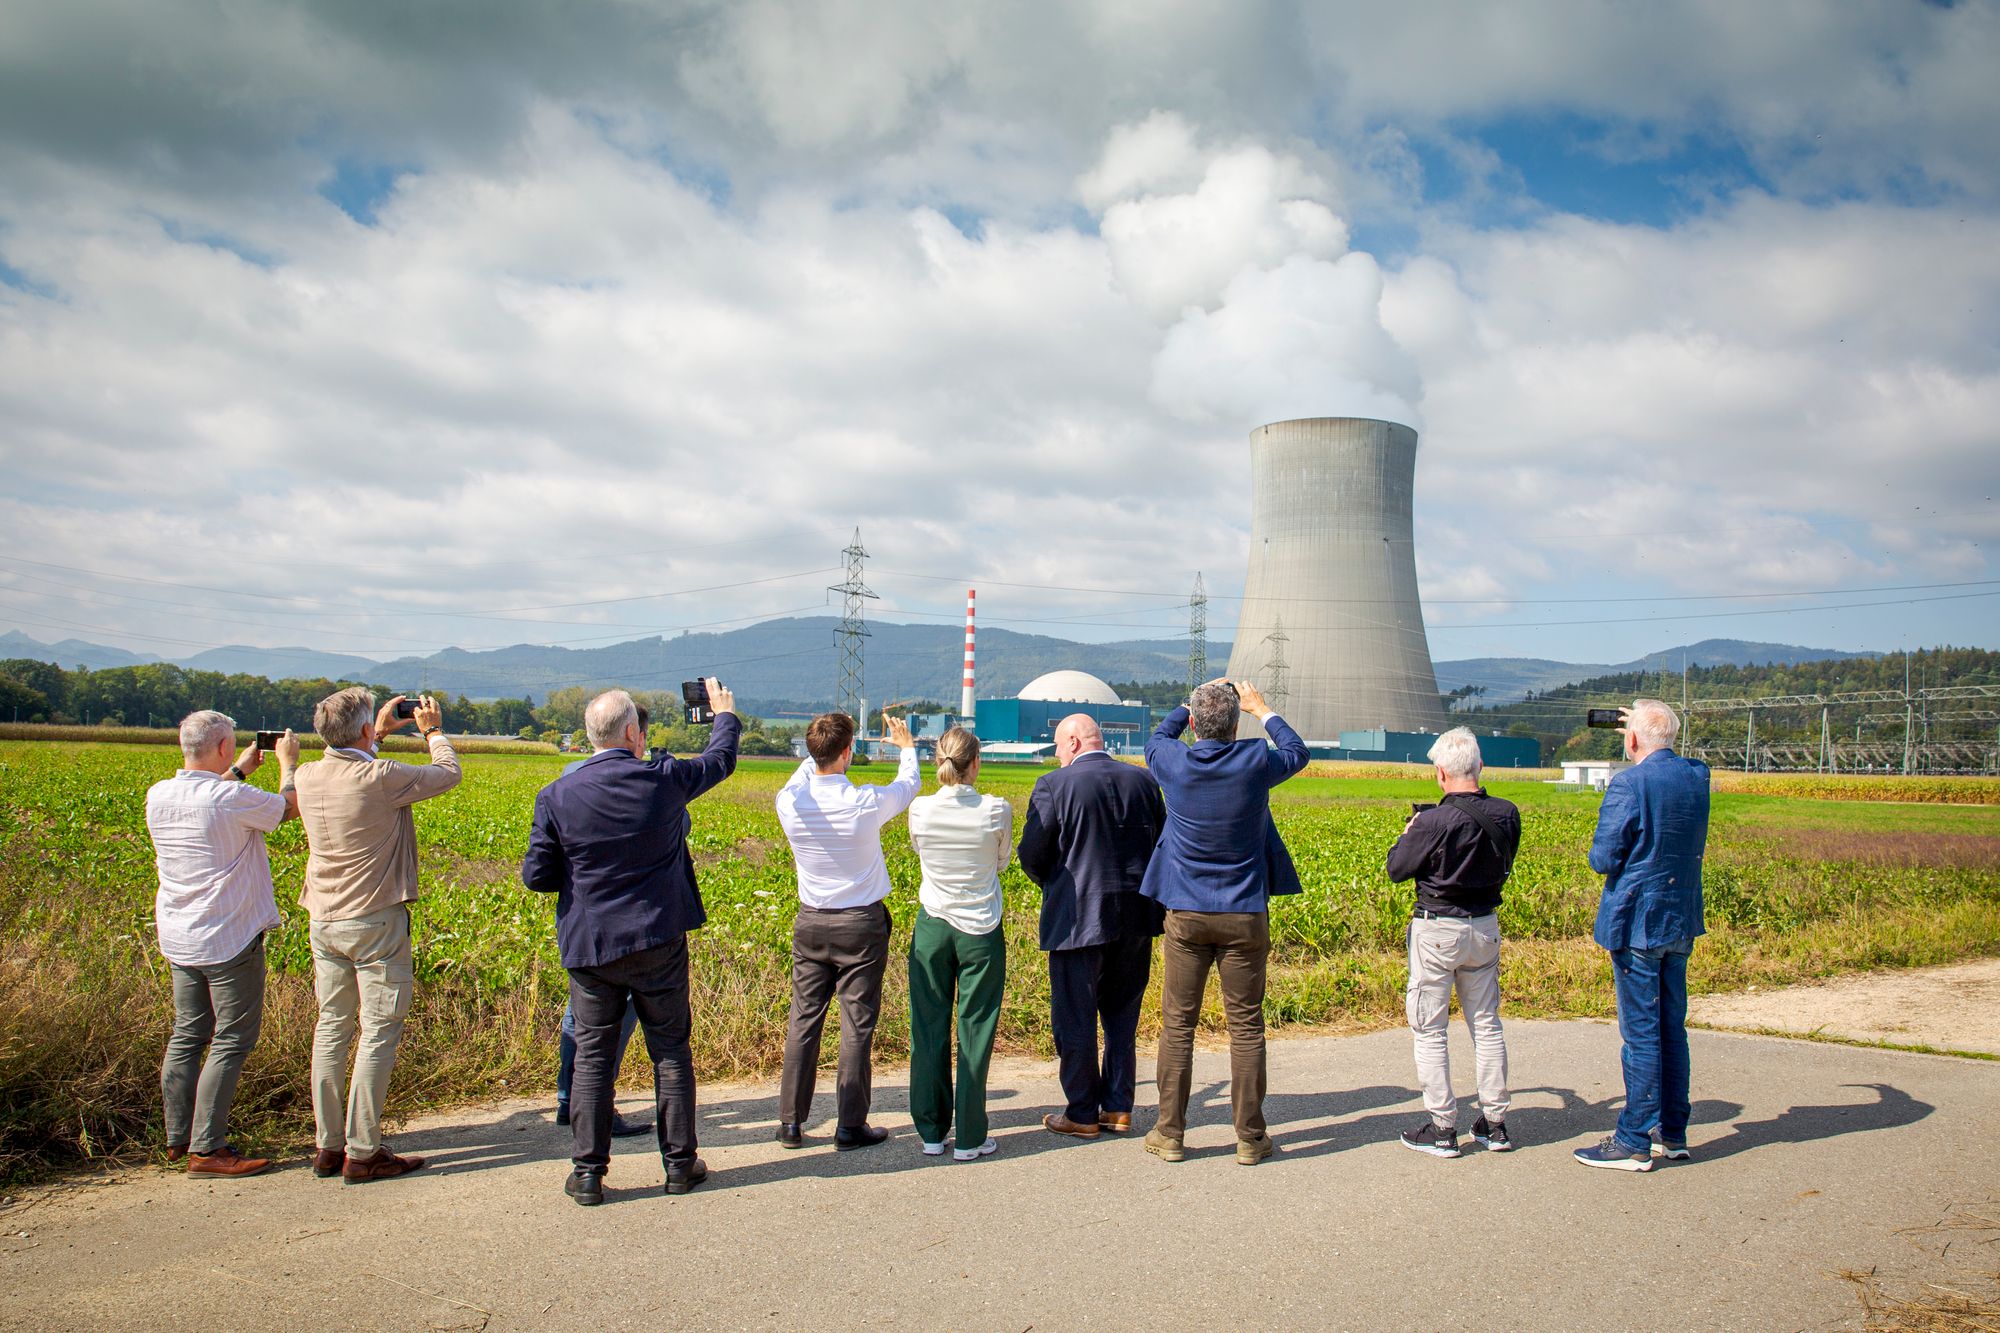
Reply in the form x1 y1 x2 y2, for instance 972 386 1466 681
0 1 1994 666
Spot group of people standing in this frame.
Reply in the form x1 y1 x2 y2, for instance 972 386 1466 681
144 675 1711 1199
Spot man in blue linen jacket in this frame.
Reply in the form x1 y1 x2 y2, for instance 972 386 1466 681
522 681 739 1204
1140 678 1310 1166
1574 698 1712 1172
1018 714 1167 1140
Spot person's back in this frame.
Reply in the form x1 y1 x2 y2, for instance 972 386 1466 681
1141 680 1307 1168
295 728 460 922
1020 718 1166 1141
1589 747 1711 952
772 711 921 1152
907 784 1011 935
1576 700 1712 1172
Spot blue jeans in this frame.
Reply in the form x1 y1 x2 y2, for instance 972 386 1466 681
1609 938 1694 1152
557 995 640 1102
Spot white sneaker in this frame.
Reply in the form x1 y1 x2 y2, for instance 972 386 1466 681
920 1139 950 1156
952 1137 997 1162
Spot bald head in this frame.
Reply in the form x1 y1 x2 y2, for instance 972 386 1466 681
1055 713 1105 766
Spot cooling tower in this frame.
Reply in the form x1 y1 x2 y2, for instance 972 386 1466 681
1224 417 1448 740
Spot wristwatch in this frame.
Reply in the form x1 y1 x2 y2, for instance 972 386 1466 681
227 764 247 781
420 726 440 739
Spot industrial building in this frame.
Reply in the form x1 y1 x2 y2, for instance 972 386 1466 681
1224 417 1449 741
972 670 1150 755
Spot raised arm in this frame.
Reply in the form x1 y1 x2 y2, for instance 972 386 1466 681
1237 682 1309 785
662 693 741 801
873 715 922 821
386 696 462 808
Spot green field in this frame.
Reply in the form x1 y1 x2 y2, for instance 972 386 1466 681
3 741 1997 1180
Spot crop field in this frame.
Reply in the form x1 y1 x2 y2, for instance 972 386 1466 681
3 740 1998 1180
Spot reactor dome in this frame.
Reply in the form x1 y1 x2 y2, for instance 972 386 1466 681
1016 670 1122 705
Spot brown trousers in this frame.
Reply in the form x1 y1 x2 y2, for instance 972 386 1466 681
1153 909 1270 1142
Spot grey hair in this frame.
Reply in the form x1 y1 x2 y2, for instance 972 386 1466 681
1188 682 1241 742
1427 727 1483 780
585 689 640 750
179 709 236 762
314 687 375 749
1627 698 1681 750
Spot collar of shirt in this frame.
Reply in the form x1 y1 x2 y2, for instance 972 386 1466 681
330 745 377 761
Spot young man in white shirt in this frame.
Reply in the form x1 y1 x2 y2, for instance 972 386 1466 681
145 709 300 1177
772 710 919 1150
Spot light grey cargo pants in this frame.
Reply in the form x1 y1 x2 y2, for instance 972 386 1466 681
1406 913 1510 1129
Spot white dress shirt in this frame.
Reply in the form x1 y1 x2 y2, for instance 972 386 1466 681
907 785 1013 936
775 745 922 908
145 769 289 967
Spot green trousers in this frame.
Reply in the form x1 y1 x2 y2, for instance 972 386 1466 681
907 911 1007 1147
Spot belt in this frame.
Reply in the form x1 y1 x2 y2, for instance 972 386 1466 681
1413 908 1496 921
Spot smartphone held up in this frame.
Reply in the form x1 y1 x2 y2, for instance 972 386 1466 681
1585 708 1624 729
681 680 716 726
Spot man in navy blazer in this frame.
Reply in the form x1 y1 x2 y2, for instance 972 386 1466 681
1140 678 1309 1166
1019 714 1166 1140
1574 698 1711 1172
522 682 739 1204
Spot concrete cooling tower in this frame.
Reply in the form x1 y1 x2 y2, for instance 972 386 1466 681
1224 417 1448 741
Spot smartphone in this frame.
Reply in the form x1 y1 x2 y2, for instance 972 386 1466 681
681 680 715 726
256 730 283 751
1410 802 1436 815
394 697 419 720
1585 708 1623 729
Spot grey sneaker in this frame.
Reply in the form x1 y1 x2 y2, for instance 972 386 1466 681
1573 1135 1653 1171
1399 1121 1461 1158
1472 1116 1512 1151
1650 1128 1690 1160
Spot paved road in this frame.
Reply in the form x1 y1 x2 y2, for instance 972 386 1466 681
4 1020 1993 1331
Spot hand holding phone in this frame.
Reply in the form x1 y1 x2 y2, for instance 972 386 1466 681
681 679 716 725
256 730 283 751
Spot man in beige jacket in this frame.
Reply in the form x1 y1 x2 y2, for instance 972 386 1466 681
294 687 461 1183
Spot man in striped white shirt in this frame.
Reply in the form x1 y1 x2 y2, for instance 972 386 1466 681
145 709 300 1178
772 711 920 1151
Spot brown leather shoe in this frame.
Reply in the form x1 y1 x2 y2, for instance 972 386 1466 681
1043 1113 1101 1139
165 1143 188 1164
312 1148 346 1178
341 1147 426 1184
186 1147 272 1178
1097 1112 1132 1134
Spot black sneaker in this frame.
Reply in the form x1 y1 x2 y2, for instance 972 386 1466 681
1573 1135 1653 1171
664 1157 708 1196
564 1166 604 1206
1472 1117 1512 1151
775 1121 803 1149
1650 1128 1690 1161
1398 1121 1460 1158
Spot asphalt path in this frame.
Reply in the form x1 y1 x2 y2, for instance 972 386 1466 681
4 1019 1993 1331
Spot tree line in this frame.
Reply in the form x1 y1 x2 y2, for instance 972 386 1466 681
0 660 798 755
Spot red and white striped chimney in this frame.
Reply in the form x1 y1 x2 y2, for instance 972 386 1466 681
960 589 977 720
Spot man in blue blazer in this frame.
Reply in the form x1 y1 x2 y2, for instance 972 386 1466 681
1574 698 1711 1172
1140 678 1310 1166
1019 714 1166 1140
522 682 739 1204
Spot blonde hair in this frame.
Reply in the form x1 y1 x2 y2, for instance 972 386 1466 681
935 726 980 785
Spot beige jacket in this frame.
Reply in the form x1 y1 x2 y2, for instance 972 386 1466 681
295 735 461 922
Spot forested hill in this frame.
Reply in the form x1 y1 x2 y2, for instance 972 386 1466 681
1456 645 2000 761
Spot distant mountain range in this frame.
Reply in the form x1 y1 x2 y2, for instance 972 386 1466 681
0 626 1874 713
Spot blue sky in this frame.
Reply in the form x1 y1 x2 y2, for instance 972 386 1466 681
0 0 1994 676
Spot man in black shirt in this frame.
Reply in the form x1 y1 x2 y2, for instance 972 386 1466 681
1385 727 1521 1158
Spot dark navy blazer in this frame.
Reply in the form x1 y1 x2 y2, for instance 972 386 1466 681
521 714 740 969
1018 750 1167 952
1138 706 1311 914
1588 747 1711 951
